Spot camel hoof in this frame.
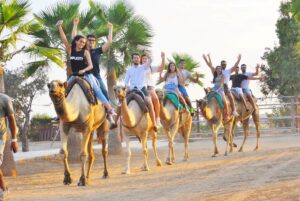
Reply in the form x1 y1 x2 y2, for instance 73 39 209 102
77 176 86 186
253 147 259 151
238 148 243 152
102 171 109 179
165 161 172 165
156 160 162 167
233 143 237 148
224 152 228 156
171 158 176 163
121 170 130 175
63 172 72 185
229 149 233 153
141 165 150 171
211 154 217 157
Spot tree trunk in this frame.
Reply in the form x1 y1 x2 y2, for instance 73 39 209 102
0 65 17 176
67 129 81 163
21 113 30 152
107 70 123 155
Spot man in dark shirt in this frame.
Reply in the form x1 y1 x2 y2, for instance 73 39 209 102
72 17 113 101
230 66 249 111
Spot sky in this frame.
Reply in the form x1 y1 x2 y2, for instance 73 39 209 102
7 0 282 117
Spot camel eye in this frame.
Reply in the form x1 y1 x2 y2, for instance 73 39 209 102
58 82 64 87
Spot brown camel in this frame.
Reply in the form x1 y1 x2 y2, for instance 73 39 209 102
48 80 109 186
196 91 235 157
156 89 192 165
231 95 261 152
114 86 162 174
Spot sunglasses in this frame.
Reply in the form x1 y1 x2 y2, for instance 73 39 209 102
88 39 96 42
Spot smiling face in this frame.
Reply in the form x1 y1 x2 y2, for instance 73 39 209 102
216 66 222 75
132 54 140 65
141 55 148 64
168 63 177 73
87 36 96 49
221 60 227 69
76 37 86 49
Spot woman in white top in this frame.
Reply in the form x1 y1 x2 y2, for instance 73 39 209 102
141 52 165 124
159 62 188 110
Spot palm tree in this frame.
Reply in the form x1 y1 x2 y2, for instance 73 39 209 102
88 0 153 154
0 0 64 176
169 53 204 86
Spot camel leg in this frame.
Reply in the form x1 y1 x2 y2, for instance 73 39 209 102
150 130 162 167
140 135 149 171
78 130 90 186
165 129 173 165
122 134 131 175
252 111 261 151
239 118 249 152
60 126 72 185
183 118 192 161
211 123 219 157
223 123 231 156
230 119 237 153
86 131 95 184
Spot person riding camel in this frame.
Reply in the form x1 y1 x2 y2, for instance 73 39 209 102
241 64 263 111
178 59 200 115
141 52 165 126
57 20 116 125
124 53 158 132
230 64 261 112
71 17 112 102
159 62 189 111
202 53 241 117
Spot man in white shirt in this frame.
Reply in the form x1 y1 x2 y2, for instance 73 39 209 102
203 54 241 117
178 59 200 115
241 64 260 110
124 53 158 131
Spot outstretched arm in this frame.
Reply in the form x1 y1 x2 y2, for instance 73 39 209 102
230 54 242 72
71 17 79 40
252 64 260 76
202 54 215 75
102 22 113 53
57 20 71 54
156 52 166 73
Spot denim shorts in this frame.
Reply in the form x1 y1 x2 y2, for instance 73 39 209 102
178 85 188 97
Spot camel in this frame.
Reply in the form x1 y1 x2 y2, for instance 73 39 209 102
230 94 261 152
156 89 192 165
196 90 235 157
48 80 109 186
114 86 162 174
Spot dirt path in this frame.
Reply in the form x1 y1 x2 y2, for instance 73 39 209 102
6 134 300 201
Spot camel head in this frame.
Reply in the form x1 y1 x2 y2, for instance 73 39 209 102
47 80 67 101
204 87 212 95
196 99 213 120
155 88 165 101
113 85 127 101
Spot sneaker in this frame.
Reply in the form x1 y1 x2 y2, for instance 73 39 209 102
0 187 8 201
232 111 239 117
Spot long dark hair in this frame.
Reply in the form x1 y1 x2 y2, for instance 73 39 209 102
212 66 221 83
167 62 177 73
71 35 86 50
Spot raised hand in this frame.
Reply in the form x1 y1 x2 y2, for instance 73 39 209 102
57 20 63 26
237 54 242 60
73 17 79 25
161 52 165 59
107 22 113 29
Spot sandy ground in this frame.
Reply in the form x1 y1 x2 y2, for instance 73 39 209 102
6 134 300 201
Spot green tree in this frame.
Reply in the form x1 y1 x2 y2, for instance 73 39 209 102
261 1 300 96
4 68 48 152
169 53 204 86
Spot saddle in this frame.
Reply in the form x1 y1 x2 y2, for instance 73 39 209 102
163 93 184 110
207 92 225 109
126 89 148 113
65 76 97 105
232 90 257 103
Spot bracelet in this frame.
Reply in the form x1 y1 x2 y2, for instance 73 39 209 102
11 138 17 142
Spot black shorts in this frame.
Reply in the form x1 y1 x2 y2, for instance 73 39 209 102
141 87 149 97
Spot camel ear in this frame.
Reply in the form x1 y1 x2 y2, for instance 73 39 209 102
47 83 51 89
122 86 126 91
204 88 209 94
63 81 68 89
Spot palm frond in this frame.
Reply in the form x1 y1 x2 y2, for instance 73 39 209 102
24 59 49 76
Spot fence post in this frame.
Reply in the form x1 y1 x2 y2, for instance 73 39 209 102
291 96 297 134
196 103 200 133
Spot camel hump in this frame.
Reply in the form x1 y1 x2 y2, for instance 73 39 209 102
126 92 148 113
66 76 97 105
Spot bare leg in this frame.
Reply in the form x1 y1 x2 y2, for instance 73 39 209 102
184 96 192 108
239 118 250 152
150 90 160 118
149 129 162 166
145 97 157 129
122 134 131 174
240 95 249 111
227 91 237 113
247 94 257 110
